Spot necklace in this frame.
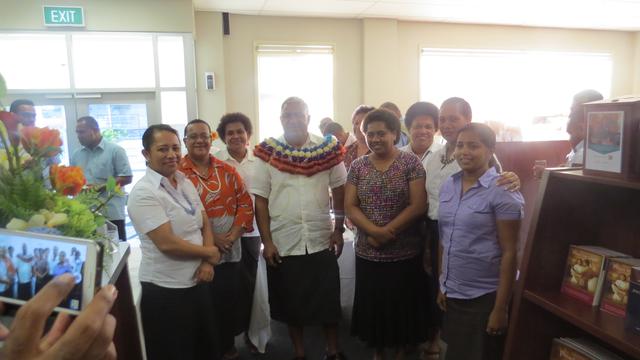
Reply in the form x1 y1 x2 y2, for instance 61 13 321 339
160 183 197 216
195 166 222 194
440 153 455 169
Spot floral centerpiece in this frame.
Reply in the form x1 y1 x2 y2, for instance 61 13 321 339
0 72 121 251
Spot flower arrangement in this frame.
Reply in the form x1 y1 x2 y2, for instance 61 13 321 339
0 72 121 242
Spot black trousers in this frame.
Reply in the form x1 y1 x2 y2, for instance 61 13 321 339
426 218 443 329
140 282 220 360
17 282 31 301
111 219 127 241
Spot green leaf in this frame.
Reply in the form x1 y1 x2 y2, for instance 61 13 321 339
106 176 117 192
0 73 6 102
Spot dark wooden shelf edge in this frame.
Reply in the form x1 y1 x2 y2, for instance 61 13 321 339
550 169 640 190
523 290 640 359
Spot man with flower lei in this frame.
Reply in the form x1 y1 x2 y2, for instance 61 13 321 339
251 97 348 360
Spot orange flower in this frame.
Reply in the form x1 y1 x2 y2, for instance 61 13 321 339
50 165 86 196
0 111 20 145
211 131 219 141
21 126 62 158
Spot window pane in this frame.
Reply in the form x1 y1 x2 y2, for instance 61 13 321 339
0 34 70 89
257 53 334 140
35 105 69 164
73 34 155 88
420 49 612 142
158 36 185 87
160 91 188 135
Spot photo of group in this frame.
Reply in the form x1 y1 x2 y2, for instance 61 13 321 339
0 234 87 311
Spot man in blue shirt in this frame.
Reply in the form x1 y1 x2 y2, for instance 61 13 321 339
71 116 132 241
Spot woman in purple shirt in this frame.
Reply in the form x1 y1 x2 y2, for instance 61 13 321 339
437 123 523 360
345 109 429 360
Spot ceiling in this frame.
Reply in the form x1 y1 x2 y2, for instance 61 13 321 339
193 0 640 31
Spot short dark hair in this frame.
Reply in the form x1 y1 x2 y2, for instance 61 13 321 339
379 102 402 118
184 119 211 136
362 109 401 145
142 124 179 151
217 113 253 142
322 122 344 137
404 102 439 131
351 105 375 122
77 116 100 131
457 122 500 172
441 97 472 120
10 99 34 113
573 89 603 106
281 97 308 114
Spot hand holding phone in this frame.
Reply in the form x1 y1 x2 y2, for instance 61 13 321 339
0 274 118 359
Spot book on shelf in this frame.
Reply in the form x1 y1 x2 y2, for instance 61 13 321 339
560 245 630 306
549 338 625 360
625 266 640 335
600 258 640 317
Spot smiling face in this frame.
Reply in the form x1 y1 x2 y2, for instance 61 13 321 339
454 130 493 174
143 130 182 177
440 102 471 143
365 120 397 157
280 100 310 145
409 115 436 151
184 122 212 161
15 104 36 127
223 121 249 154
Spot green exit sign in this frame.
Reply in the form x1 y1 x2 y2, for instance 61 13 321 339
43 6 85 27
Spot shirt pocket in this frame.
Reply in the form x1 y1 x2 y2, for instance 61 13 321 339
438 190 456 223
465 200 495 229
89 159 112 182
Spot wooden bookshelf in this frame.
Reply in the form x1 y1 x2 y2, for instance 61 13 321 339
504 169 640 360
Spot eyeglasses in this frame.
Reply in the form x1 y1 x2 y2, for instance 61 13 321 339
185 133 211 141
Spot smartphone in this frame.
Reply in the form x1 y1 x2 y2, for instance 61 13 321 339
0 229 102 314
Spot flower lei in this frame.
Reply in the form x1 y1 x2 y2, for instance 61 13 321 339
254 135 345 176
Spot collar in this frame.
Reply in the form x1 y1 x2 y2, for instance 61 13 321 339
277 133 323 148
84 138 105 151
216 147 255 163
451 166 498 189
180 154 224 172
145 167 187 189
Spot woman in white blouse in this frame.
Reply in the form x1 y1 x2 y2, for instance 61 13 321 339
128 124 221 360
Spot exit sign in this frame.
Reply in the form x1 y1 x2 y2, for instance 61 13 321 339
43 6 85 27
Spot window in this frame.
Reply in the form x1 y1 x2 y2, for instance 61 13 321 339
256 44 334 140
72 34 155 89
420 49 612 141
0 34 70 89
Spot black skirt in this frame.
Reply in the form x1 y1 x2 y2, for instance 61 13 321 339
267 249 341 326
210 262 245 354
351 255 429 348
441 292 505 360
140 282 220 360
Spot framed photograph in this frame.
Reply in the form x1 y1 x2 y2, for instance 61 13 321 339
585 111 624 174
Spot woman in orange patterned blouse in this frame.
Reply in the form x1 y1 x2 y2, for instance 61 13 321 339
180 119 254 360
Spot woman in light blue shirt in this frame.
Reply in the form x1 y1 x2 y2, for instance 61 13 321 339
437 123 524 360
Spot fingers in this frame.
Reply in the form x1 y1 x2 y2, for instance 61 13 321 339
40 312 73 351
82 314 117 360
99 342 117 360
10 274 75 349
49 285 118 357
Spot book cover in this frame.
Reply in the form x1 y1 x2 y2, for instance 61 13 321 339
549 338 590 360
625 266 640 335
600 258 640 317
550 338 625 360
560 245 630 306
